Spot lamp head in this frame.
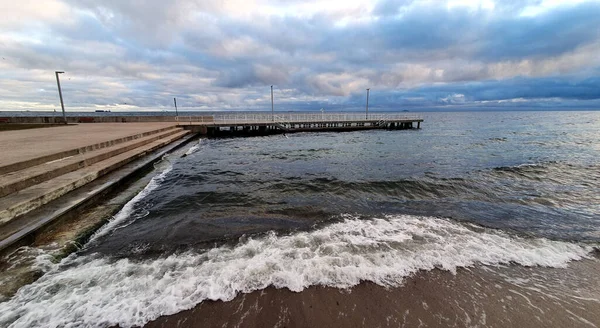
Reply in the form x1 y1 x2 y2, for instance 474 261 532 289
56 71 65 74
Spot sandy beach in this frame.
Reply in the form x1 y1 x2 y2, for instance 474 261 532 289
146 256 600 328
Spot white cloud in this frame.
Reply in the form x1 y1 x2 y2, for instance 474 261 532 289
446 0 495 11
0 0 74 29
520 0 599 16
440 93 466 104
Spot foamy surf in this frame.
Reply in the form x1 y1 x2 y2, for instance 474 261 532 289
88 164 173 243
0 215 593 328
184 139 203 156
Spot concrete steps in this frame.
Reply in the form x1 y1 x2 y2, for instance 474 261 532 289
0 128 190 225
0 125 179 175
0 127 183 198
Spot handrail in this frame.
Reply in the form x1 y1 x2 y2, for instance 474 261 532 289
211 113 422 125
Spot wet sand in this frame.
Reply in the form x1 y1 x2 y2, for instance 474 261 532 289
146 257 600 328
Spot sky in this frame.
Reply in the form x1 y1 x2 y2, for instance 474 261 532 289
1 0 600 112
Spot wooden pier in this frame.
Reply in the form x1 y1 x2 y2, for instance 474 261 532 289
181 113 423 136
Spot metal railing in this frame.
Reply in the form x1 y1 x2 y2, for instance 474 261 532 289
211 113 422 125
179 116 214 123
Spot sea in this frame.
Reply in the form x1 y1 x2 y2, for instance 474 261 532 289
0 110 599 327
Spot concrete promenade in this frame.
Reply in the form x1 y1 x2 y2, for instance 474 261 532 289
0 123 178 171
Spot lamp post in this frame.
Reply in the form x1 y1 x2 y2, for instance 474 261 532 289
173 97 178 117
55 71 66 124
271 85 274 122
365 88 370 120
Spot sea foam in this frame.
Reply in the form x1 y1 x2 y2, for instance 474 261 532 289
184 139 203 156
0 214 593 328
87 164 173 243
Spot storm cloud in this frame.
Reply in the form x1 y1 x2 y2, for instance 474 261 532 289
1 0 600 111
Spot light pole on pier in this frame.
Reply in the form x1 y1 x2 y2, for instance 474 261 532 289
365 88 370 120
55 71 66 124
173 97 178 117
271 85 274 122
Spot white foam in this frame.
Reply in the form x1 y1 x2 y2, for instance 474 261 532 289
0 215 594 328
184 139 203 155
88 165 173 243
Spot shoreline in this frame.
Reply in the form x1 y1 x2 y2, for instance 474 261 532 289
145 257 600 328
0 143 193 301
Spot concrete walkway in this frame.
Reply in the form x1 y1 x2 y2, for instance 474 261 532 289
0 123 177 169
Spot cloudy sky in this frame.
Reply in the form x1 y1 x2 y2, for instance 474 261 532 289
1 0 600 112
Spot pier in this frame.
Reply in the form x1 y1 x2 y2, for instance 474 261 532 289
181 113 423 136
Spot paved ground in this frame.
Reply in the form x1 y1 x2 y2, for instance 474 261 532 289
0 123 177 169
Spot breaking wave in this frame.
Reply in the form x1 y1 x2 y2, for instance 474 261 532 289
184 139 203 156
88 164 173 243
0 214 593 328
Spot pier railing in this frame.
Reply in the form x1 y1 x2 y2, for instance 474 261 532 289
211 113 422 124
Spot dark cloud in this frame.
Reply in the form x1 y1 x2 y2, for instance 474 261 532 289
342 76 600 110
214 64 291 88
481 2 600 60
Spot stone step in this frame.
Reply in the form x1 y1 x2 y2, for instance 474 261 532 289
0 130 190 225
0 127 184 198
0 125 179 175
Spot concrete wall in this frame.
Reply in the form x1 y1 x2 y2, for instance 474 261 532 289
0 116 214 124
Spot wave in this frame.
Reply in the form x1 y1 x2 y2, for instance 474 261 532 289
267 177 478 199
184 139 203 156
87 164 174 243
491 162 553 175
490 161 599 175
266 162 598 200
489 161 600 191
0 214 593 328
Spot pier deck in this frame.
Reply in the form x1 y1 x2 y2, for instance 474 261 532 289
180 113 423 136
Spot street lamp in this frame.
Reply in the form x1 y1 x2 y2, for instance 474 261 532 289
271 85 274 122
55 71 66 124
173 97 178 117
365 88 370 120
